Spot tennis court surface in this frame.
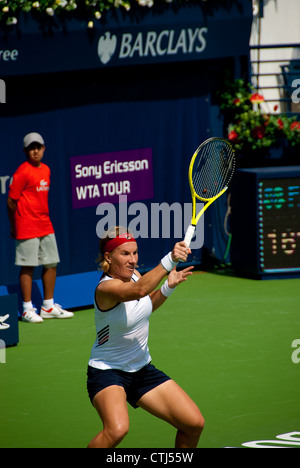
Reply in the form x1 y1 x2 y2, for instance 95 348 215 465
1 271 299 448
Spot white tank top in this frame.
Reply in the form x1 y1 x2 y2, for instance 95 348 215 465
88 273 153 372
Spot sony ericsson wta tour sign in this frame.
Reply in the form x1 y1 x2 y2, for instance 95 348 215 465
70 149 153 209
97 27 208 66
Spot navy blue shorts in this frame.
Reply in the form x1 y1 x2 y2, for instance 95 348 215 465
87 363 171 408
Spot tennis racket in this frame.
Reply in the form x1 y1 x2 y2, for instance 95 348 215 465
184 137 236 247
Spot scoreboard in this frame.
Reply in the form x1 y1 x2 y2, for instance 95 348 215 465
230 167 300 278
259 177 300 272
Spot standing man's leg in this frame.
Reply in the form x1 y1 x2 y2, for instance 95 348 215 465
17 239 44 323
42 265 57 300
19 266 43 323
40 262 73 319
39 234 59 309
20 266 34 303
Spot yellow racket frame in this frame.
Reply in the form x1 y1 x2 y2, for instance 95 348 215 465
184 140 234 247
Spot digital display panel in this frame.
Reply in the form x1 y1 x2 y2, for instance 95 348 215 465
258 178 300 273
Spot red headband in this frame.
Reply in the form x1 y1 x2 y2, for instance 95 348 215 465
103 233 136 253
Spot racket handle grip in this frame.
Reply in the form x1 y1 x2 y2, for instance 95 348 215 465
184 224 196 248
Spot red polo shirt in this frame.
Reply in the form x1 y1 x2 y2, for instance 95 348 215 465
9 161 54 240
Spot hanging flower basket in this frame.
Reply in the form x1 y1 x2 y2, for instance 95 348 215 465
218 79 300 166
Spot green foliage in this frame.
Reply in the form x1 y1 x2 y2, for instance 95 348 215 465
0 0 229 27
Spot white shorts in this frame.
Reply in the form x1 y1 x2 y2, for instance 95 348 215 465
15 234 60 267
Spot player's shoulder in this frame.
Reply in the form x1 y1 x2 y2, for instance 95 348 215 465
96 275 122 295
97 272 140 289
98 274 119 286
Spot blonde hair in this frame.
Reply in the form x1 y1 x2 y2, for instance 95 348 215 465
97 226 132 273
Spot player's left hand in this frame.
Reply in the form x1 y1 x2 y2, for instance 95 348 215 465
168 266 194 289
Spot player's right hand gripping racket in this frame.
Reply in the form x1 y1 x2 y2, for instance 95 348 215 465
184 137 236 247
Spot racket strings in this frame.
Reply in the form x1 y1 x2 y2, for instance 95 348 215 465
193 143 221 198
192 140 235 199
218 142 235 183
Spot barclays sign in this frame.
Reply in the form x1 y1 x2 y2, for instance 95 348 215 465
0 1 252 75
97 27 208 66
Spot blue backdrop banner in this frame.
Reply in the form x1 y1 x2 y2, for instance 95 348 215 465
0 0 252 311
0 1 252 76
0 97 210 290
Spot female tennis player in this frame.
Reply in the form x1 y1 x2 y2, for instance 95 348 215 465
87 226 204 448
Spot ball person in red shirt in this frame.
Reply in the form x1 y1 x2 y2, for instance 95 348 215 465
7 132 73 323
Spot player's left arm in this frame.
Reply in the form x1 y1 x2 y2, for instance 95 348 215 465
150 266 194 312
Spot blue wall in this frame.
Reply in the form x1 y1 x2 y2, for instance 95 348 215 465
1 97 210 280
0 1 252 311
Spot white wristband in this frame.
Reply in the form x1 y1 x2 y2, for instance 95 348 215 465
160 279 175 297
160 252 178 272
